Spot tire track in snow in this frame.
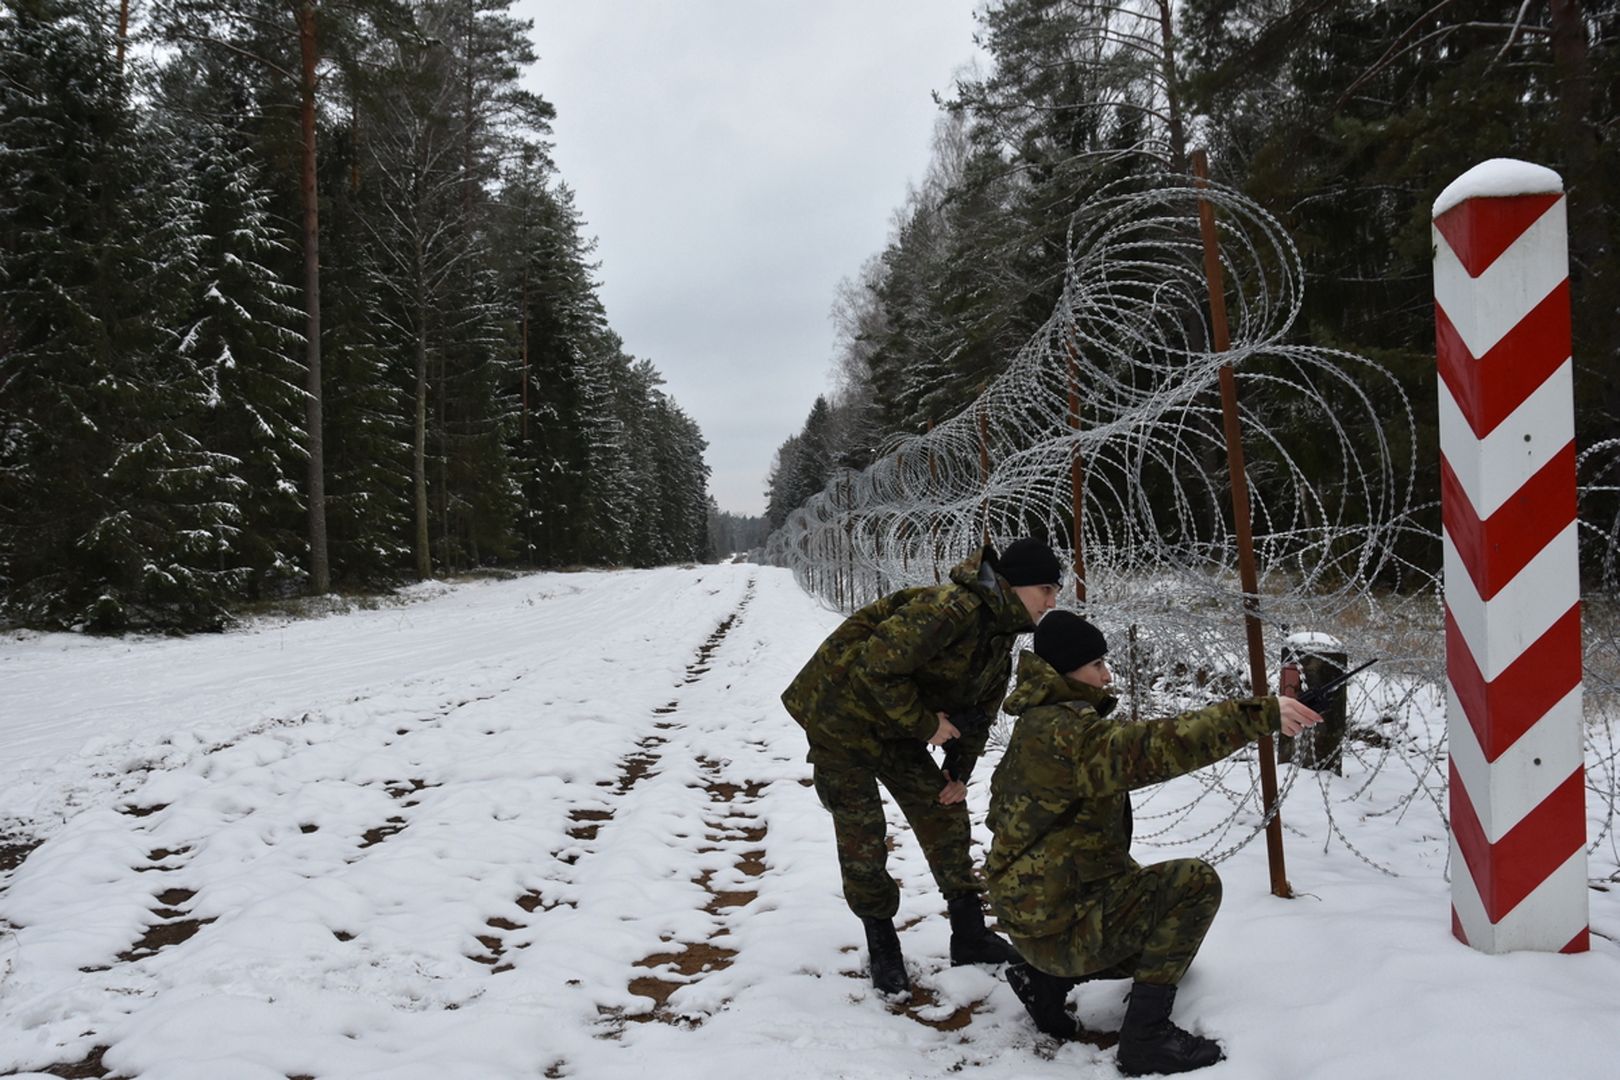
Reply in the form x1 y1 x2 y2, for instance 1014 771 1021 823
574 579 770 1036
0 568 774 1075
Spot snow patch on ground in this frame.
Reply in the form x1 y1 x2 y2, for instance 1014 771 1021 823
2 566 1618 1078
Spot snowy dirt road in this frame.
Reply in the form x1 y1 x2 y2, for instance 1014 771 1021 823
3 565 1620 1079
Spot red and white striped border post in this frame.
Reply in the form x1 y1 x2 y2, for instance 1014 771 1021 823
1434 159 1587 954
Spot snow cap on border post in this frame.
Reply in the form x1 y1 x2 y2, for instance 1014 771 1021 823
1433 157 1588 955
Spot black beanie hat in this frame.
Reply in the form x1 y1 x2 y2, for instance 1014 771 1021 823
997 538 1062 587
1035 610 1108 674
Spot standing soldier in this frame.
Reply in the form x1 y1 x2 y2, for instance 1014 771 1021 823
781 539 1063 997
987 611 1320 1074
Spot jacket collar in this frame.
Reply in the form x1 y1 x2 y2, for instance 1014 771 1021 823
1004 649 1118 717
949 544 1036 634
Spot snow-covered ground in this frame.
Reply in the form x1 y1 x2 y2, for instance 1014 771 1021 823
2 565 1618 1079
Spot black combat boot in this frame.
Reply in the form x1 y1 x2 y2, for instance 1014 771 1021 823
945 893 1022 965
1116 981 1224 1075
1006 962 1086 1039
861 916 910 996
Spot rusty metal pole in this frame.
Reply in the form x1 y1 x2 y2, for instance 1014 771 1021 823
927 419 941 583
1065 338 1088 603
1192 149 1292 899
834 527 844 610
844 472 856 609
897 452 910 575
976 388 991 545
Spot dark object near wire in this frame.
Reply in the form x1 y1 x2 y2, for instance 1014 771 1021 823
1295 658 1378 713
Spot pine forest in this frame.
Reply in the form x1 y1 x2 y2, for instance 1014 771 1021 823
0 0 714 632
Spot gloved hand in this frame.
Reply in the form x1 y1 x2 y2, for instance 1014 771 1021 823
939 706 992 785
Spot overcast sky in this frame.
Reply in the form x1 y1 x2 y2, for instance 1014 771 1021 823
515 2 985 516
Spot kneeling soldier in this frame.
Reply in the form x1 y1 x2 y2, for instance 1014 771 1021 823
782 539 1063 996
986 611 1320 1074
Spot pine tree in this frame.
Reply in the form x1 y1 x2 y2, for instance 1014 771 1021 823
498 173 612 566
157 55 312 598
320 113 414 586
156 0 414 595
1 0 247 629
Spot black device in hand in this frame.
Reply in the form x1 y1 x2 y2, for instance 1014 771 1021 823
1293 658 1378 713
940 706 992 784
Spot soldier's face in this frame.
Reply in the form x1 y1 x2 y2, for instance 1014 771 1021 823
1070 658 1112 689
1012 583 1060 623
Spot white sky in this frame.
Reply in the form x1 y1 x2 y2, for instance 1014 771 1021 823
515 1 986 516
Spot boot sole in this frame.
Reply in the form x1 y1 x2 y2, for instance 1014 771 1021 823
1117 1049 1225 1075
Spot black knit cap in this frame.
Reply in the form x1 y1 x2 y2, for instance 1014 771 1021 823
996 538 1062 587
1035 610 1108 675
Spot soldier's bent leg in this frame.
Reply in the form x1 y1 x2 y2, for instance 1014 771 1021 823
873 742 978 897
813 764 901 919
1022 860 1221 985
1111 864 1226 1077
1102 859 1222 985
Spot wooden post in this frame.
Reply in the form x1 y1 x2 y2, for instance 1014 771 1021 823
927 419 941 584
897 452 909 575
1193 149 1291 899
1065 338 1088 603
844 472 856 609
977 388 991 544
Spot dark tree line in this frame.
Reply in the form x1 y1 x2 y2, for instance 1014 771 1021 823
707 502 769 558
767 0 1619 583
0 0 712 632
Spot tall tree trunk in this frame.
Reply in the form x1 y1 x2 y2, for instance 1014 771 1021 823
414 234 431 580
1551 0 1602 267
297 1 330 593
1155 0 1187 174
438 350 450 568
520 265 528 442
1549 0 1618 436
519 262 530 561
116 0 130 70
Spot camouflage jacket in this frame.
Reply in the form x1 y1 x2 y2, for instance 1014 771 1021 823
780 548 1034 772
985 650 1279 939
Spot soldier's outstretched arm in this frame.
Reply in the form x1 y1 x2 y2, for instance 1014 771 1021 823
1059 697 1286 795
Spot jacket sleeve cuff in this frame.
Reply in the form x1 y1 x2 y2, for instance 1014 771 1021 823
1253 696 1282 735
911 710 940 742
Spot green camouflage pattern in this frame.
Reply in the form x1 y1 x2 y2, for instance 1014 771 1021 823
813 742 979 918
1010 858 1222 985
985 650 1278 940
781 547 1034 778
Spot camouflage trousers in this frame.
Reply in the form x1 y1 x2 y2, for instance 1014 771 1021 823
1010 858 1221 986
813 742 980 919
